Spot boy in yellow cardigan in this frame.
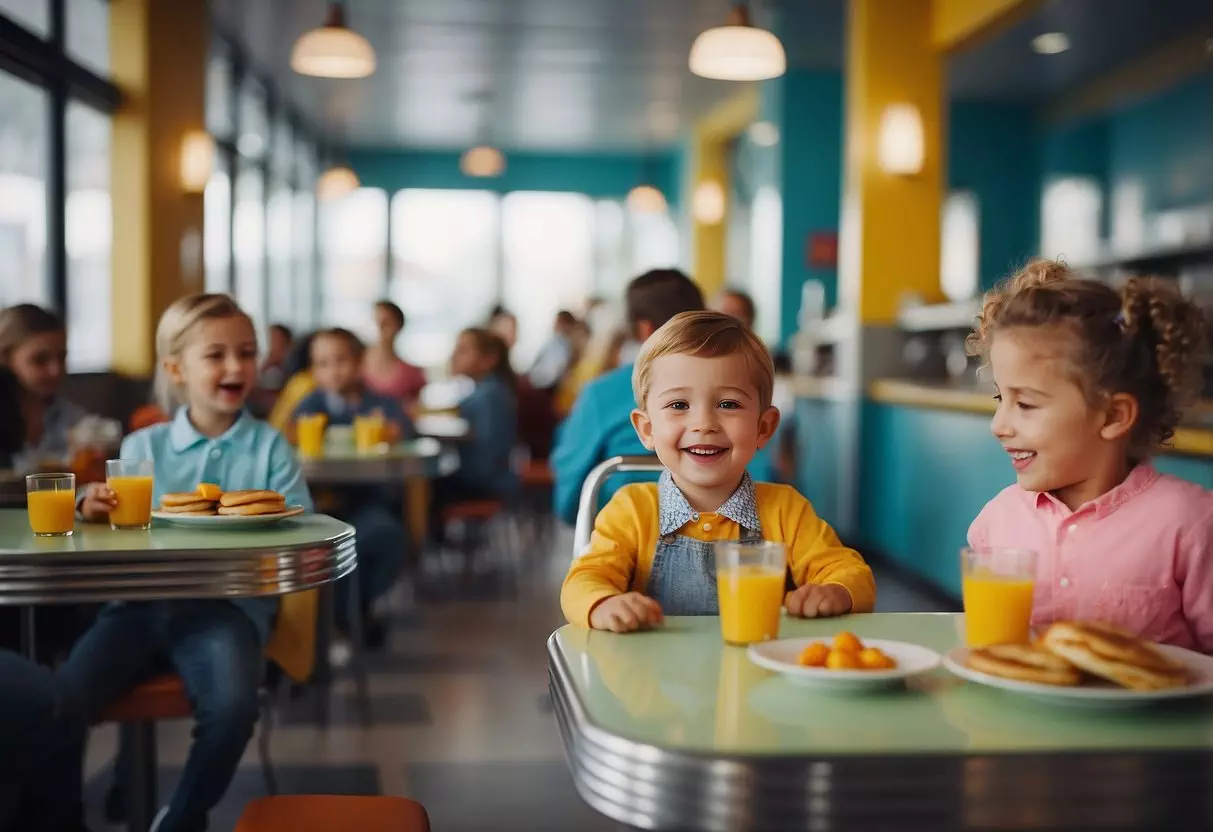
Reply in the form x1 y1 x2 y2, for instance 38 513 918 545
561 310 875 632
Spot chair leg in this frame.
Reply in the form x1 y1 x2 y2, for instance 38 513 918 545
122 721 158 832
257 690 279 796
346 568 372 727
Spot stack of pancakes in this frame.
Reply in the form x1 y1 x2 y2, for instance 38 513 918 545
159 491 221 516
217 489 287 516
967 621 1190 691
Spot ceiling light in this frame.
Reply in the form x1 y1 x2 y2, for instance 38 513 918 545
877 103 925 176
291 2 377 79
317 165 360 200
179 130 214 194
627 185 668 214
460 146 506 178
690 4 786 82
747 121 779 146
1031 32 1070 55
692 180 726 225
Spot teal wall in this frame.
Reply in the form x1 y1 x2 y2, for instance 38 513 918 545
348 149 681 202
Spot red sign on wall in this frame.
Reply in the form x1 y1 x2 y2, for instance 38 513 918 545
806 232 838 269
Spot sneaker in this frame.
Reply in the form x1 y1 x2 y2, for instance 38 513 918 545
148 806 169 832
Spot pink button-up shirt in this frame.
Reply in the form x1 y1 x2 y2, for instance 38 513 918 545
967 464 1213 652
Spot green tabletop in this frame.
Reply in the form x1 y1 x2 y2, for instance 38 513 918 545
305 438 441 461
0 510 353 556
550 614 1213 756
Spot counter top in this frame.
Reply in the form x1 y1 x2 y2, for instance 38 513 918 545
867 379 1213 457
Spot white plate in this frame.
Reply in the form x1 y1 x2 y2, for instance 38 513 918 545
747 637 942 691
151 506 306 528
942 645 1213 708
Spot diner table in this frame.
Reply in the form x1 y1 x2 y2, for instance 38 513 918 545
548 613 1213 831
299 437 450 484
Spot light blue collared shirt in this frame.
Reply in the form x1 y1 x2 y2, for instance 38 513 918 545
119 408 315 642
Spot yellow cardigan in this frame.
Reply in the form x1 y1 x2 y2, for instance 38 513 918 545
561 481 876 627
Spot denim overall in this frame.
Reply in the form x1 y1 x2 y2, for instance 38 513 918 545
646 472 767 615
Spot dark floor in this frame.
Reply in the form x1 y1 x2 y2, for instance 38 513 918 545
83 526 955 831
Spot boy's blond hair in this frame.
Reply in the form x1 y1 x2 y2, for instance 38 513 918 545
632 310 775 409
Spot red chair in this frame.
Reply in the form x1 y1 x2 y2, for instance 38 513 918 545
235 795 430 831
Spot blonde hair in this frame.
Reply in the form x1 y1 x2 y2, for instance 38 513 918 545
632 310 775 409
966 259 1208 453
153 294 252 411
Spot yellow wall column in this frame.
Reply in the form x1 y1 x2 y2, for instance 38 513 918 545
931 0 1041 51
109 0 209 376
840 0 945 326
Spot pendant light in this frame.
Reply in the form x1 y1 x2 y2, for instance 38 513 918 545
690 4 786 82
627 152 668 214
291 2 377 79
460 146 506 178
317 164 359 200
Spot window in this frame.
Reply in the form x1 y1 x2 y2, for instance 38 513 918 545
390 189 499 368
266 181 293 324
233 165 266 329
0 72 49 306
501 192 595 369
237 80 268 160
628 207 679 275
321 188 387 340
65 102 111 370
65 0 108 75
941 190 980 302
293 189 316 328
1041 176 1102 265
206 47 235 141
204 154 232 293
749 185 782 344
0 0 48 35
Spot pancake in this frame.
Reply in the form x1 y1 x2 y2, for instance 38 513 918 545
1040 621 1189 691
159 501 217 514
161 492 214 508
163 508 218 517
967 643 1082 686
219 489 282 508
217 499 287 516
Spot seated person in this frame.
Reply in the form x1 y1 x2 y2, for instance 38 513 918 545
292 328 410 647
268 332 316 431
562 311 875 630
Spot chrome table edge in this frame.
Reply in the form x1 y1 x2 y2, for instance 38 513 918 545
547 631 1213 831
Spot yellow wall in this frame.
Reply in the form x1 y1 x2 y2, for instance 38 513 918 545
109 0 209 376
930 0 1040 52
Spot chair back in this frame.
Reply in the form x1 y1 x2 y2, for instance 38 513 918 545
571 454 663 554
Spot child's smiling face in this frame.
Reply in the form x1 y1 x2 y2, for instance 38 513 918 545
631 351 779 511
170 315 258 417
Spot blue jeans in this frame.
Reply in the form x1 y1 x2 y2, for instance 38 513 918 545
58 600 264 832
336 500 407 623
0 649 87 830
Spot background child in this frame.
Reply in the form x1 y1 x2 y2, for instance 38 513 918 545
561 311 875 632
292 327 410 647
966 260 1213 652
429 328 518 542
62 293 313 832
0 304 86 460
363 300 426 409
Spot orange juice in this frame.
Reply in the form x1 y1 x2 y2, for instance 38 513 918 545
353 414 384 452
962 570 1036 646
297 414 327 457
107 475 153 528
27 489 75 536
717 565 785 645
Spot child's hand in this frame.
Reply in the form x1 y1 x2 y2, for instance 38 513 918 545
79 482 117 522
589 592 664 633
785 583 853 618
383 421 403 443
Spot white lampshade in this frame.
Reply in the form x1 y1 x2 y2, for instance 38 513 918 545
690 6 786 82
692 180 726 225
747 120 780 147
179 130 214 194
317 165 359 200
627 184 668 214
877 103 925 176
291 3 376 79
460 146 506 178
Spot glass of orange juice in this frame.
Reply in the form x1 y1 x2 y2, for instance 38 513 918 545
714 540 786 646
26 473 76 537
353 413 384 453
106 459 154 530
961 547 1038 647
296 413 327 458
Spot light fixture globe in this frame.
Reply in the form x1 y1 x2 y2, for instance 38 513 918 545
317 165 360 200
460 146 506 178
291 3 377 79
690 5 786 81
626 184 668 214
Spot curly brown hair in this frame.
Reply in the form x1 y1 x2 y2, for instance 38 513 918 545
966 259 1208 453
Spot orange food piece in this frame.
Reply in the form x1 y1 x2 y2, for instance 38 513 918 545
825 649 861 670
858 647 897 670
798 642 829 667
832 632 864 653
196 483 222 500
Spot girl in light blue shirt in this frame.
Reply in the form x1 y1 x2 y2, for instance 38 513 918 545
62 294 312 832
